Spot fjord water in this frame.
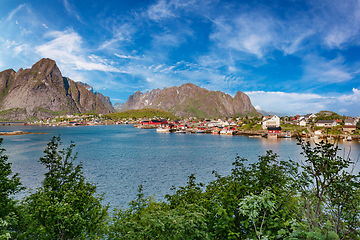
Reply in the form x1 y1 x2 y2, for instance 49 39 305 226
2 124 360 208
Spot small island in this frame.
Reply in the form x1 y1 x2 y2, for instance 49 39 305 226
0 131 46 136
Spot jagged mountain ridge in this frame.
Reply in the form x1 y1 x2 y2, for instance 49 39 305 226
0 58 114 120
76 81 115 112
122 83 260 118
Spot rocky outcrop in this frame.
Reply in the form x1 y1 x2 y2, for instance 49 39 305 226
0 58 114 120
113 102 125 111
95 92 115 112
122 83 260 118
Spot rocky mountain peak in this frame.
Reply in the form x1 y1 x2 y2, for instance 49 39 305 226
0 58 114 120
123 83 260 118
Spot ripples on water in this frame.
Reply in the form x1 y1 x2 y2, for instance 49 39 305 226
2 124 360 208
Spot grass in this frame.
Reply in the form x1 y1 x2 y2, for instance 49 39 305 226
104 108 177 120
280 124 304 131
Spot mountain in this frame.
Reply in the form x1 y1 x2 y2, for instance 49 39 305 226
257 109 286 117
122 83 260 118
0 58 114 120
94 92 115 112
113 102 125 111
76 81 115 112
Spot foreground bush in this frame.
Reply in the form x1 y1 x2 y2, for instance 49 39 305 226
17 136 109 239
1 136 359 239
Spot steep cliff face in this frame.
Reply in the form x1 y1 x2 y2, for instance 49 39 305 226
94 92 115 112
122 83 260 118
0 58 114 120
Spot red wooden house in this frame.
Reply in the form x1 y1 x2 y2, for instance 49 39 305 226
141 119 168 125
267 127 282 134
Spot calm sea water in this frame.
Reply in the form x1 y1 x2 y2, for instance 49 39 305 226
2 124 360 208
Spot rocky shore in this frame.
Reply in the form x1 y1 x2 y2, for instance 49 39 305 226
0 131 47 136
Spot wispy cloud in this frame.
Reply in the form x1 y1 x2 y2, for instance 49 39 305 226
63 0 81 22
147 0 177 21
114 53 141 60
310 0 360 48
36 29 123 73
209 12 275 58
3 4 27 22
302 55 353 83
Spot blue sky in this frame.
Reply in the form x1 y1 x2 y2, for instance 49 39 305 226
0 0 360 116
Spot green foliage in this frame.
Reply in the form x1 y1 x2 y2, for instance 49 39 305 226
105 108 177 120
0 219 11 240
290 139 360 239
34 107 69 116
0 138 24 238
238 188 276 240
0 108 27 122
109 185 209 240
315 111 342 121
19 135 108 239
166 151 299 239
1 133 360 239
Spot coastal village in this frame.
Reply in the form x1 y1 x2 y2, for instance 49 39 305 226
6 111 360 141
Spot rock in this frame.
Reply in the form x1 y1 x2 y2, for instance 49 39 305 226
0 58 114 120
122 83 260 118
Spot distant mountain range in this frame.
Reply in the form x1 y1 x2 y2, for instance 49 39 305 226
0 58 261 121
122 83 260 118
0 58 114 121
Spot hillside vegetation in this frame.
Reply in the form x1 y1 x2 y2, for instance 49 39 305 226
104 108 177 120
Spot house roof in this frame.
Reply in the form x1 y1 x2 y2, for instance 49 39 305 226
267 127 282 130
342 125 356 128
316 120 335 123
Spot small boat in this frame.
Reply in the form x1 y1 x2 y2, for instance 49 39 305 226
220 130 234 135
345 136 352 141
156 127 170 133
283 135 291 138
196 129 205 133
212 130 220 135
175 129 186 133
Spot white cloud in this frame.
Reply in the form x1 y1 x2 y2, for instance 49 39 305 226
147 0 176 21
317 0 360 48
114 53 141 60
210 13 274 58
4 4 26 22
246 89 360 116
302 55 353 83
98 23 137 51
13 44 29 56
36 29 123 73
338 88 360 103
63 0 81 21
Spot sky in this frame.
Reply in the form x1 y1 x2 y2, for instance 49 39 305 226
0 0 360 116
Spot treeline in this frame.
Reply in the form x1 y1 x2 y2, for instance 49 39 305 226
1 136 360 239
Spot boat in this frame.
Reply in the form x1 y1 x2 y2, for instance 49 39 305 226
212 130 220 135
220 129 234 135
283 135 291 138
175 129 186 134
196 129 205 133
156 127 170 133
345 136 352 141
